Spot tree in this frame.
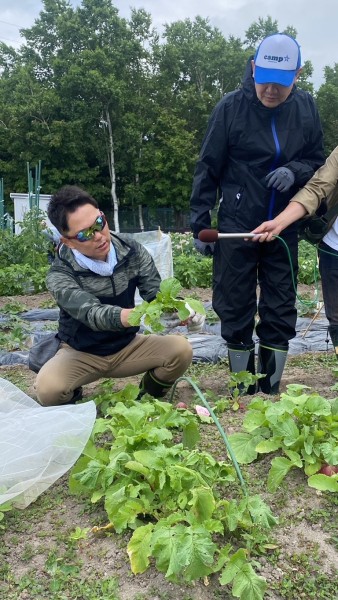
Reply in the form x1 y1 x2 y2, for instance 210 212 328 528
245 16 297 48
5 0 150 228
0 6 336 229
316 65 338 154
138 109 197 217
156 18 248 136
114 8 161 228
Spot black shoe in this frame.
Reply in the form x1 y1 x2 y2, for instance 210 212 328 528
138 371 173 400
66 387 83 404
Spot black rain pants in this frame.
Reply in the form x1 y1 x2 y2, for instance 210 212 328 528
212 232 298 349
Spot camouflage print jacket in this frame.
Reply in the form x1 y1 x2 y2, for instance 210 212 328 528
47 233 161 355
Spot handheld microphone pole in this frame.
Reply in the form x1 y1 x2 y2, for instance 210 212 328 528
198 229 262 242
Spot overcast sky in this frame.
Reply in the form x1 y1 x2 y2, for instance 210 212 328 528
1 0 337 90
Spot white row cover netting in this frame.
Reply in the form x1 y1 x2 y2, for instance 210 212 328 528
119 230 173 305
0 378 96 509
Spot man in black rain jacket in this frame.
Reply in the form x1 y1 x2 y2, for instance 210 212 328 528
190 33 325 394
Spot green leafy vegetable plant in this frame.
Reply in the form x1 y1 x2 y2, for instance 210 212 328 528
174 253 213 288
69 383 276 599
0 264 48 296
0 501 12 530
128 277 206 332
0 301 29 314
228 371 265 409
0 315 31 351
228 384 338 493
69 526 90 542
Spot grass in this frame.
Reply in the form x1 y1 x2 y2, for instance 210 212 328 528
1 476 121 599
287 351 336 369
3 570 120 600
38 299 58 309
276 561 337 599
307 495 338 549
0 367 30 392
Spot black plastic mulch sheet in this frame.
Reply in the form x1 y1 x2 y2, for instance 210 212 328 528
0 307 333 366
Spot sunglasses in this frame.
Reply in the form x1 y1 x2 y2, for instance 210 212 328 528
66 212 107 242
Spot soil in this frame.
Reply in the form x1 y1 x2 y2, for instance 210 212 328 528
0 291 54 312
0 288 337 600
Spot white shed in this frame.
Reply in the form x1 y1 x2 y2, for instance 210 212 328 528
10 193 52 234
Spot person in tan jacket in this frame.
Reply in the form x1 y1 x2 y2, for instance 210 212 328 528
252 146 338 358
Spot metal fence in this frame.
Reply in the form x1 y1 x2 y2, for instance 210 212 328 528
105 206 191 233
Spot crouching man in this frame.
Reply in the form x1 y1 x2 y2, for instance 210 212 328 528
35 185 193 406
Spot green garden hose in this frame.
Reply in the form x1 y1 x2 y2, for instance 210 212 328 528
169 375 248 496
275 235 338 309
275 235 319 309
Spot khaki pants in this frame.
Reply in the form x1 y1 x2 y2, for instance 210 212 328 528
35 334 193 406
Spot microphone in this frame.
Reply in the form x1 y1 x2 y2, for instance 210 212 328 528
198 229 261 242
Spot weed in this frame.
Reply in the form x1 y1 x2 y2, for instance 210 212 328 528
277 564 337 599
21 543 36 561
0 301 28 314
187 358 228 380
205 307 219 323
0 368 29 391
307 502 338 548
0 322 31 351
42 321 58 331
288 352 336 369
39 298 57 309
2 565 120 600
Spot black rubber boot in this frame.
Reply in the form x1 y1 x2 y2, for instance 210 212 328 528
257 344 287 395
227 343 256 395
329 326 338 359
138 370 173 400
64 387 83 405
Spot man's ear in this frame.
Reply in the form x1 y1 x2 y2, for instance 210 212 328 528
60 235 75 250
295 67 302 81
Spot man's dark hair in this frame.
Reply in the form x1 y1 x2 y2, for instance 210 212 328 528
47 185 98 233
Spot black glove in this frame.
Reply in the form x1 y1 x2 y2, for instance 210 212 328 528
193 238 215 256
266 167 295 192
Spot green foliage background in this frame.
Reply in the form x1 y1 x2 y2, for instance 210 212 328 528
0 226 320 295
0 4 331 295
0 4 336 222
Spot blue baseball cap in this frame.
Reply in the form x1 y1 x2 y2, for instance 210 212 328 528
254 33 301 87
